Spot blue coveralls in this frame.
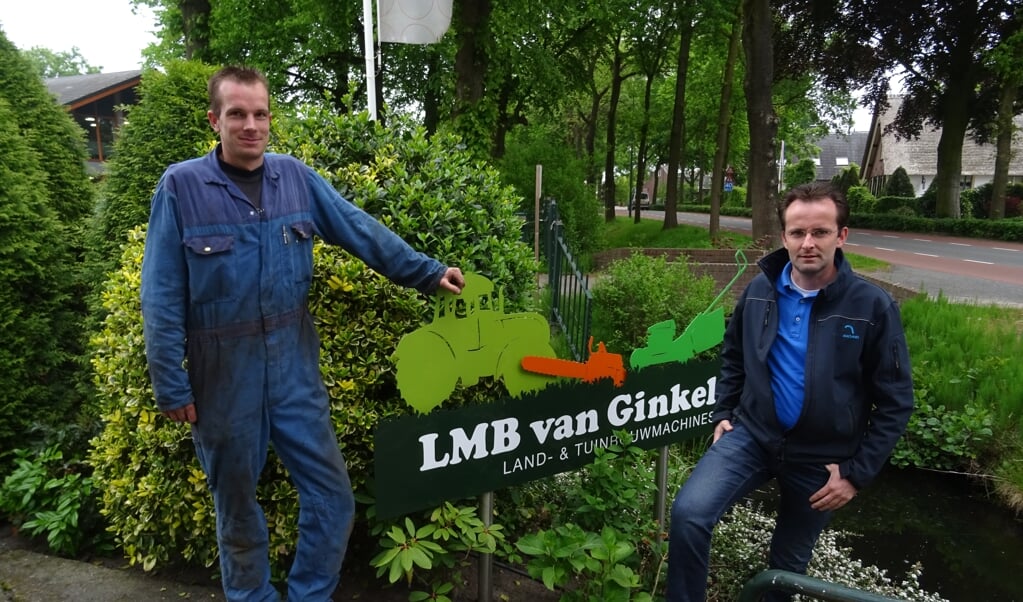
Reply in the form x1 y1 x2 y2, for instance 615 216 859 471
140 149 446 601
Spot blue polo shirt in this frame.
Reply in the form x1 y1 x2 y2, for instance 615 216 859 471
768 263 818 429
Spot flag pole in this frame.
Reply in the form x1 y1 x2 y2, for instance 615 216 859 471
362 0 378 120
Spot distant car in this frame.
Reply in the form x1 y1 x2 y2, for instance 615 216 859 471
629 192 651 210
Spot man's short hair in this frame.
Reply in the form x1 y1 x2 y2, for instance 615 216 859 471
208 66 270 115
777 182 850 229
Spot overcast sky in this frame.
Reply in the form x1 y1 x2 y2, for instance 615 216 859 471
0 0 157 73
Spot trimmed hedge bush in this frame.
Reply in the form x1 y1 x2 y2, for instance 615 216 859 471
0 32 94 458
882 166 916 198
875 195 921 215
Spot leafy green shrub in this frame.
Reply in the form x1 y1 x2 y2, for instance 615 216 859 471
499 123 605 258
917 179 943 218
276 102 537 306
368 501 504 601
830 164 861 196
883 166 917 198
967 182 1023 219
516 524 652 602
784 158 818 188
890 379 995 471
722 187 747 208
590 252 717 356
88 103 538 577
0 31 93 225
846 185 877 214
513 438 660 601
0 447 111 556
0 100 81 460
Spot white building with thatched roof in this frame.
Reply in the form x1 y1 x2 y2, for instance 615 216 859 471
861 95 1023 197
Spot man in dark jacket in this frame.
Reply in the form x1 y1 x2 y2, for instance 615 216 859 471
141 66 464 602
666 182 913 601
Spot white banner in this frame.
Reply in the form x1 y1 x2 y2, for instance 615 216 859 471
378 0 452 44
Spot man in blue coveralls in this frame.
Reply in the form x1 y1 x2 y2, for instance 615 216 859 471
140 65 465 601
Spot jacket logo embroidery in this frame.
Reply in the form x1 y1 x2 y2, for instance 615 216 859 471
842 324 861 340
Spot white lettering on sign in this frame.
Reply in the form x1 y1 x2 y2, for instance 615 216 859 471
608 377 716 427
416 377 716 472
502 451 550 474
527 409 599 444
418 417 521 471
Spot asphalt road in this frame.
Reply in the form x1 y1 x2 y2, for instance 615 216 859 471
620 208 1023 307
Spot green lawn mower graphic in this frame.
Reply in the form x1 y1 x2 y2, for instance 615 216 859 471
630 250 749 370
393 273 557 414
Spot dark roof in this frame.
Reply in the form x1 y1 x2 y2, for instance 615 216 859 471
813 132 869 180
44 70 142 108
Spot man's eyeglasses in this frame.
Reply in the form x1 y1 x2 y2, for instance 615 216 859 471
785 228 836 240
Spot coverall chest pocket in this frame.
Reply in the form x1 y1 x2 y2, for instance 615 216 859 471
287 221 314 284
184 235 237 303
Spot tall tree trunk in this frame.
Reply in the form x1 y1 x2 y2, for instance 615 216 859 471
181 0 212 61
665 5 696 230
989 77 1018 219
633 75 656 225
934 85 972 219
453 0 492 156
709 2 742 242
583 90 604 187
932 6 983 220
423 52 442 135
742 0 779 247
602 36 626 222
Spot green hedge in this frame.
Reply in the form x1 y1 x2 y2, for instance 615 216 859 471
0 32 94 458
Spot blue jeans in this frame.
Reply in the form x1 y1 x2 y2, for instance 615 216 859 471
190 317 355 602
667 423 833 602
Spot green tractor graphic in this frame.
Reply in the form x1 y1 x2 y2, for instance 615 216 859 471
393 273 557 414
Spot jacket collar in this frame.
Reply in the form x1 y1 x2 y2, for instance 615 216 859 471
757 246 852 299
202 145 281 183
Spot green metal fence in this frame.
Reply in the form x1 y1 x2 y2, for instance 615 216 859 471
540 200 592 361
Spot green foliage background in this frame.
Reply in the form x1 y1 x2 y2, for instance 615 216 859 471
590 252 718 356
85 61 217 297
0 32 94 459
784 158 818 188
498 122 605 259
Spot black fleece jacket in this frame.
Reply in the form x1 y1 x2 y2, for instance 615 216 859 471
710 247 914 489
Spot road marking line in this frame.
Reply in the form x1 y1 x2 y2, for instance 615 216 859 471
963 259 993 265
913 238 932 242
914 253 940 257
883 235 899 238
876 247 895 251
950 242 971 247
993 248 1020 252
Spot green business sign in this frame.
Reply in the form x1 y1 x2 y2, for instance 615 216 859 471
375 257 746 519
375 361 719 518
